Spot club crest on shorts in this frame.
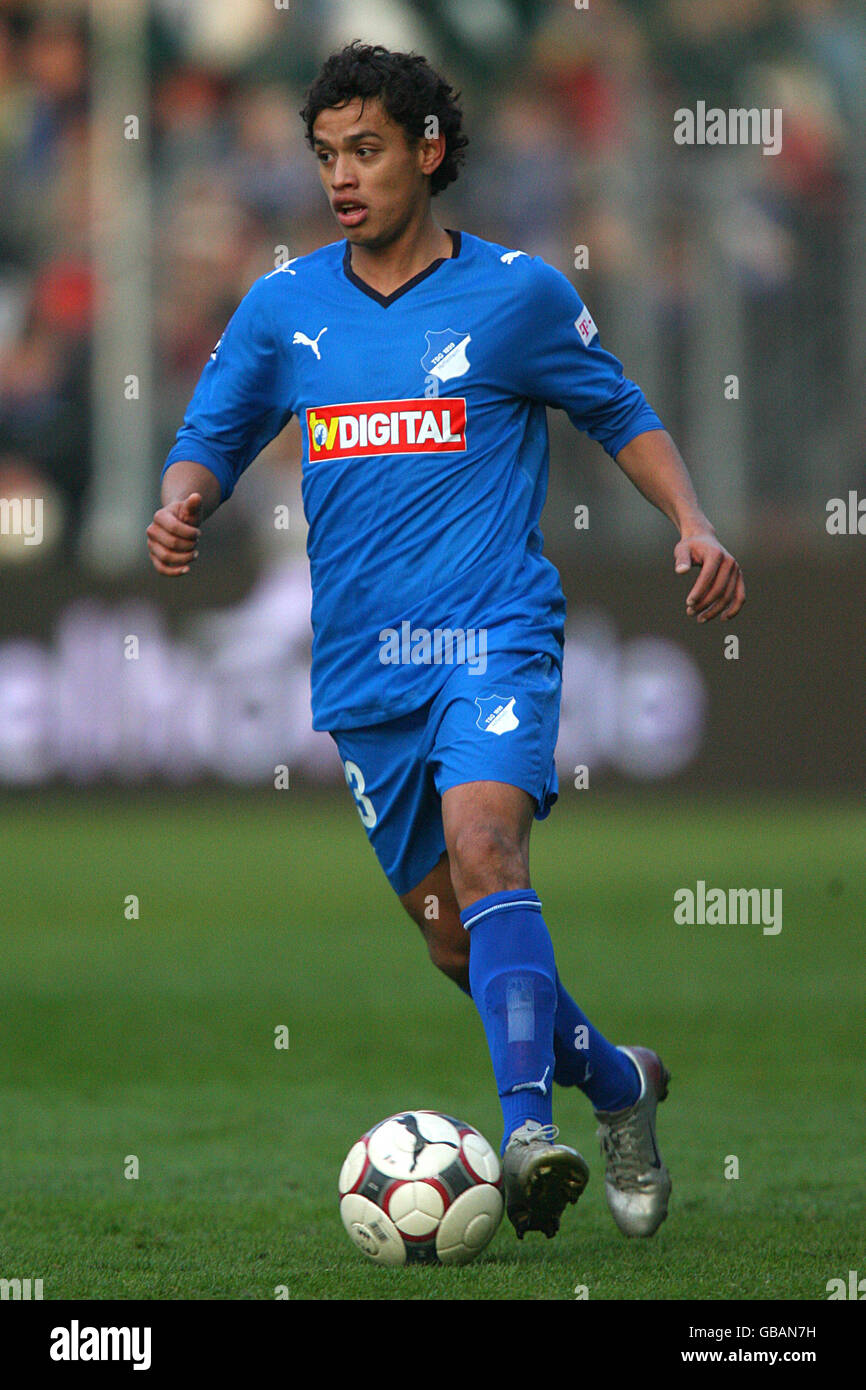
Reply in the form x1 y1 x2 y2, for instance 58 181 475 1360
475 695 519 735
422 329 471 382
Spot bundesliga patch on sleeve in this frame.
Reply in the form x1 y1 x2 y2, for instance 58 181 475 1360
574 306 598 345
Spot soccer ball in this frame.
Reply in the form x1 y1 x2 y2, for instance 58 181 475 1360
338 1109 503 1266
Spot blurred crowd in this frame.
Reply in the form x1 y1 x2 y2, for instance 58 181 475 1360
0 0 864 565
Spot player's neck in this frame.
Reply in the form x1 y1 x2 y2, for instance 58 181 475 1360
347 216 453 297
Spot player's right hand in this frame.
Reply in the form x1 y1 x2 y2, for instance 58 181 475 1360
146 493 202 576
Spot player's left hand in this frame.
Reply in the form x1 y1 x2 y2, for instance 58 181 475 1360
674 532 745 622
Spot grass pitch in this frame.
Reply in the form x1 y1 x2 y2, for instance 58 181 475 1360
0 790 862 1300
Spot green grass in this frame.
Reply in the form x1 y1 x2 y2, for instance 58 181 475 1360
0 790 863 1300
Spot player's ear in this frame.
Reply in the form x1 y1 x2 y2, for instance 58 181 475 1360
418 130 446 180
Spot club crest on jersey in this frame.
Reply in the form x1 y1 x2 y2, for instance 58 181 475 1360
306 397 467 461
421 329 471 383
475 695 519 735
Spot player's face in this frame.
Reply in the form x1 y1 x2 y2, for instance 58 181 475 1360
312 98 441 249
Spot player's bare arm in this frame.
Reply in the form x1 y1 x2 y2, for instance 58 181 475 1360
615 428 746 623
146 460 222 576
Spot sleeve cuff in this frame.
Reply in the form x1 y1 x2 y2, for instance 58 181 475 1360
604 409 666 461
161 441 237 502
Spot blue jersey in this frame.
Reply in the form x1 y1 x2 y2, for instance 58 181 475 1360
163 230 664 730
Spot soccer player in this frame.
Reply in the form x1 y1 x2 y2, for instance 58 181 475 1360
148 42 745 1241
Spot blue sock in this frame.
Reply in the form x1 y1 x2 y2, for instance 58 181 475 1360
460 889 556 1153
552 971 640 1111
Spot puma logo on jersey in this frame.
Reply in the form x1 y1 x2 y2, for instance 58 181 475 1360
265 258 299 278
475 695 519 735
500 250 527 264
294 327 328 359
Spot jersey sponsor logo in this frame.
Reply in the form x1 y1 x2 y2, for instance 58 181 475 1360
474 694 519 735
293 326 328 359
306 397 467 460
421 329 471 382
575 306 598 345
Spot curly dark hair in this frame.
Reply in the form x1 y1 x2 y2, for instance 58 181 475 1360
300 41 468 196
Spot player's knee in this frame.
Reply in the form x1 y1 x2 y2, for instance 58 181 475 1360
426 933 470 989
449 820 528 896
415 912 470 985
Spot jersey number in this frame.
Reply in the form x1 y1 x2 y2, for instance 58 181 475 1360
343 759 377 828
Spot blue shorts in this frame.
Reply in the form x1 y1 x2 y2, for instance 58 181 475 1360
330 650 561 896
